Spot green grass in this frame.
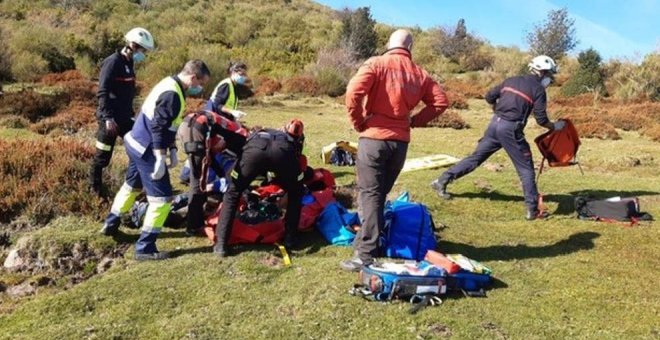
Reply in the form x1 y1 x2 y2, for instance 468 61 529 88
0 97 659 339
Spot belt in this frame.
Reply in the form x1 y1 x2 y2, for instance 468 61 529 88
495 115 522 123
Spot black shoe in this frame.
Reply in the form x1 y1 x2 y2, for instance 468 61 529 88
339 257 372 272
185 227 201 237
99 223 118 236
283 233 298 250
430 177 452 200
135 251 169 261
526 210 550 221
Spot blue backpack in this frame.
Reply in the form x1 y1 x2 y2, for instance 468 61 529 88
380 193 437 261
351 261 447 314
316 202 359 246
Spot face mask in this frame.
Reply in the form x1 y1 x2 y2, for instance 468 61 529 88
132 51 145 63
232 74 247 85
186 85 203 96
541 76 552 88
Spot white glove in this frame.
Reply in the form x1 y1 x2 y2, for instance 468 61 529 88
168 147 179 169
229 110 247 119
151 150 167 180
553 120 566 131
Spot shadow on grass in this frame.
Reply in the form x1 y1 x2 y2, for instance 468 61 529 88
438 231 601 262
166 229 329 258
450 189 659 216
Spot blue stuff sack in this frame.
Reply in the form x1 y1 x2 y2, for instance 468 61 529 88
316 202 359 246
381 192 437 261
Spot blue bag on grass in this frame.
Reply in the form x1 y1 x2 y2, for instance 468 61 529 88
316 202 359 246
381 192 437 261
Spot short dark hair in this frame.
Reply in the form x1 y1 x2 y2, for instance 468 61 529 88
182 59 211 79
228 61 247 75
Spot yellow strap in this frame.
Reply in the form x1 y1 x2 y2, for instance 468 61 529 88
276 244 292 267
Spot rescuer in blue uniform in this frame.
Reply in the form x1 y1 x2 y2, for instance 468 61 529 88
431 55 566 220
89 27 155 196
100 60 211 261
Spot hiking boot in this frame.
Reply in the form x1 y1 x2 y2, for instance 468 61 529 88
99 222 119 236
339 257 372 272
430 175 452 200
526 210 550 221
135 251 170 261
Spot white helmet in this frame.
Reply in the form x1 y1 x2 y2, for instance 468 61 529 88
125 27 155 51
528 55 558 74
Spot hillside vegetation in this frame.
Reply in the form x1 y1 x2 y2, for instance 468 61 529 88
0 1 659 338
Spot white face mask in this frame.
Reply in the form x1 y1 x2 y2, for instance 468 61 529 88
541 76 552 88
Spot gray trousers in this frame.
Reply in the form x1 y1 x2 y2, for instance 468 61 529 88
354 137 408 262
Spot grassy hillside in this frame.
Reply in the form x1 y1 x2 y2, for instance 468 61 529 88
0 0 659 338
1 96 658 338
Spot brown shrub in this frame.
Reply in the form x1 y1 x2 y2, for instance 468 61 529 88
0 138 108 224
642 125 660 141
40 70 85 85
282 75 320 97
426 110 470 129
255 76 282 96
41 70 97 102
0 89 66 122
446 90 469 110
30 101 96 135
575 121 620 140
443 78 487 99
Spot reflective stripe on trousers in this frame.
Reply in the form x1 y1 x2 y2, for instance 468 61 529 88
110 182 142 215
140 196 172 233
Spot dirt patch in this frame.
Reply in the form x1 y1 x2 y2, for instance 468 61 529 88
259 254 283 268
426 323 452 337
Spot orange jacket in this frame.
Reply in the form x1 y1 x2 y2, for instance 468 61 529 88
345 48 449 142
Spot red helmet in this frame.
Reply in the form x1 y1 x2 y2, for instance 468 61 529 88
285 119 304 138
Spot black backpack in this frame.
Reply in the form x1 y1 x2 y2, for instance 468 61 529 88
574 196 653 223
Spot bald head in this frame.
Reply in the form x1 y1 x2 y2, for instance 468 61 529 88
388 29 413 51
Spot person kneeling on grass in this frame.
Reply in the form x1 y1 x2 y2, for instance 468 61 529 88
213 119 307 257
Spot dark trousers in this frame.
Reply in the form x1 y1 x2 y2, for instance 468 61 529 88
216 136 303 247
89 116 133 193
187 154 207 231
443 115 539 210
354 137 408 263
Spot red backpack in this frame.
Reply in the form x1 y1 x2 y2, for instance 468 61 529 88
534 118 583 178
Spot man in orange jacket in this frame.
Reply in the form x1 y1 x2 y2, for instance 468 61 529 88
340 29 449 272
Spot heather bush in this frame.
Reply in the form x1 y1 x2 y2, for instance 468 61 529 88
0 88 67 122
426 110 470 129
282 75 320 97
0 138 111 224
254 76 282 96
